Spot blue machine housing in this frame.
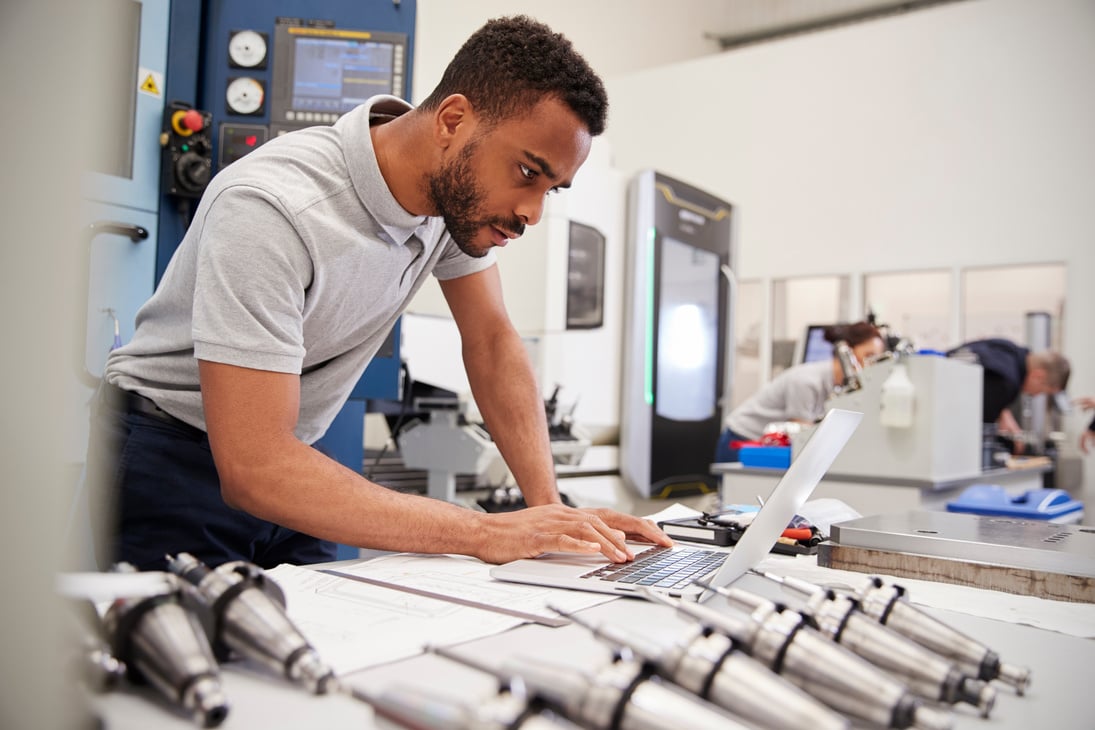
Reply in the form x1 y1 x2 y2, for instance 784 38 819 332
162 0 417 559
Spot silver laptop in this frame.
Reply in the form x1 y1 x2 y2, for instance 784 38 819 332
490 409 862 602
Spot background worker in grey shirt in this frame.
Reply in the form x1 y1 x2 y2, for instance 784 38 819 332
715 322 885 462
88 15 671 571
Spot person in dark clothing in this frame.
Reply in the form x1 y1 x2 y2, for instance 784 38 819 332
947 338 1071 440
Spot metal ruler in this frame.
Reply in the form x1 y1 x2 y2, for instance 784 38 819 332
318 569 570 628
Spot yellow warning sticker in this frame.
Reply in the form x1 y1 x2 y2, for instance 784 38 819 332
137 67 164 98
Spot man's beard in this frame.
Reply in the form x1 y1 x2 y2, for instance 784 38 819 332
427 139 524 258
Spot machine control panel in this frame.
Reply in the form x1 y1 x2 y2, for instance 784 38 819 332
227 28 268 69
159 101 213 198
225 76 265 116
269 22 407 137
218 123 269 169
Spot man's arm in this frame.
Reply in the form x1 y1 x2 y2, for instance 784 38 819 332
439 266 558 507
439 266 672 553
996 407 1022 436
200 360 489 553
995 407 1027 455
199 358 668 563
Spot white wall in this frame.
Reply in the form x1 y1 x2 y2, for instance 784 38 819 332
412 0 727 99
605 0 1095 277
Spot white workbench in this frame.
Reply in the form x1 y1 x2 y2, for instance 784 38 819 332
89 553 1095 729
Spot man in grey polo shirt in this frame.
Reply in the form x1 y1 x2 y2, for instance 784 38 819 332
88 16 671 570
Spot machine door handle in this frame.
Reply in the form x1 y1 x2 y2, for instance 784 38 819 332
88 221 149 243
77 221 149 388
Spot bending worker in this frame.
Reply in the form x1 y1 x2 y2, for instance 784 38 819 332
86 16 671 571
715 321 885 462
946 338 1070 449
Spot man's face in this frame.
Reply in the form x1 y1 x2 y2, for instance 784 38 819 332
427 96 592 258
1023 368 1060 397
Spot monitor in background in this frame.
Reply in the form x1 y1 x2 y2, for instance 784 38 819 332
290 33 396 112
270 24 408 137
801 324 834 364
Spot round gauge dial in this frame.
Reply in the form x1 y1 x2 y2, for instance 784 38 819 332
228 29 268 68
225 77 265 115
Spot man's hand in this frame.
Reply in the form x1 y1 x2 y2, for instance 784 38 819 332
996 408 1022 437
995 408 1028 455
473 504 673 565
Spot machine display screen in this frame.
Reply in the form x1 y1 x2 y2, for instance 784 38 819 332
291 35 396 112
270 25 406 134
655 236 720 422
802 325 834 363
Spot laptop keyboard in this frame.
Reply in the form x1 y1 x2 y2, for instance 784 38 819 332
581 546 728 590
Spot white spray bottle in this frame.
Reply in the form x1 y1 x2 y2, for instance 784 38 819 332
880 356 916 428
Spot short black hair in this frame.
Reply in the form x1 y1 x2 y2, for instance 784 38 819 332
418 15 608 136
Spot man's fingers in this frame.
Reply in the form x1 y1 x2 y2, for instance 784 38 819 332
584 508 674 547
540 529 626 562
505 505 675 564
627 517 674 546
585 522 630 562
544 534 602 555
586 514 630 560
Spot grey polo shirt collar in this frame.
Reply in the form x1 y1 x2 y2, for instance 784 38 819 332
341 95 428 248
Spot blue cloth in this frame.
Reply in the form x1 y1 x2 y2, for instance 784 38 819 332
86 389 336 571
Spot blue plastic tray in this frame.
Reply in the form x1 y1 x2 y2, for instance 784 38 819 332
738 445 791 469
945 484 1083 519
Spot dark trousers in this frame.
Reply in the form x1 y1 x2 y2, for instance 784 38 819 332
86 384 337 571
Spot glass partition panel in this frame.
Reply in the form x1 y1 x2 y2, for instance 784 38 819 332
864 269 952 352
962 263 1066 350
770 275 850 377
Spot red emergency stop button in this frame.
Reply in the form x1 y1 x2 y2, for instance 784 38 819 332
183 109 204 132
171 108 205 136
